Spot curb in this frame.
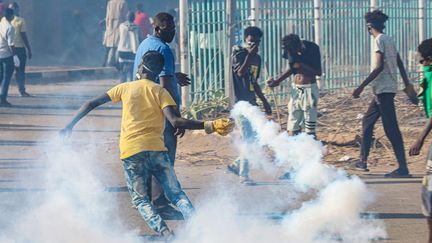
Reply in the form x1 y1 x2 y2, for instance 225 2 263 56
26 67 118 83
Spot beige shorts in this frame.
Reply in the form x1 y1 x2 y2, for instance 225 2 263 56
287 82 319 134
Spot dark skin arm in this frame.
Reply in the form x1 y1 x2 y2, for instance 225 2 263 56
397 53 410 87
159 75 178 105
236 44 259 77
353 51 384 98
163 105 204 130
21 32 32 59
267 68 294 87
60 94 111 136
252 82 271 115
410 117 432 156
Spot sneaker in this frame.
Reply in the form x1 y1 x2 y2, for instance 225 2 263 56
278 172 292 180
240 177 256 186
161 228 175 242
227 163 240 176
20 92 31 97
351 161 369 172
0 101 12 107
384 168 411 178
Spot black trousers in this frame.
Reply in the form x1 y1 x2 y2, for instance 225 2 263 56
360 93 408 170
0 56 15 102
14 47 27 93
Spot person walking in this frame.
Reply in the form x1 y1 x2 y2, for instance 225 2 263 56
0 8 19 107
103 0 128 67
352 10 417 177
9 2 32 97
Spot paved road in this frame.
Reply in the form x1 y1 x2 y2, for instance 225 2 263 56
0 79 427 242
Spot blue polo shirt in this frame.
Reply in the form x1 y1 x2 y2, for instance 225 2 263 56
133 35 180 104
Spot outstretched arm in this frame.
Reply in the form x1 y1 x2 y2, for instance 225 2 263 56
60 94 111 136
163 105 204 130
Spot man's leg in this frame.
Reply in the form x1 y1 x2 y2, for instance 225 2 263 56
15 47 27 95
151 121 178 207
377 93 409 175
150 151 194 219
0 57 13 105
358 97 381 169
123 152 169 234
119 62 127 83
287 87 303 136
304 84 319 137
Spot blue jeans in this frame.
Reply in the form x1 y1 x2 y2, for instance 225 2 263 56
123 151 194 233
230 116 256 177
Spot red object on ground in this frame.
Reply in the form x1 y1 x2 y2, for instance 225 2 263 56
134 11 151 37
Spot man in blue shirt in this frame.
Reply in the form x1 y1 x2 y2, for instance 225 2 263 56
133 12 190 216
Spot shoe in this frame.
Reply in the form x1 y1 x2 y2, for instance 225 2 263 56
160 228 175 242
20 92 31 97
278 172 292 180
384 168 411 178
227 163 240 176
0 101 12 107
240 177 256 186
351 161 369 172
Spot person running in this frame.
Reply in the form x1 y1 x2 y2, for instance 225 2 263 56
9 2 32 97
227 26 271 185
352 10 417 177
0 8 19 107
117 11 142 83
409 38 432 243
267 34 322 138
133 12 190 215
60 51 234 239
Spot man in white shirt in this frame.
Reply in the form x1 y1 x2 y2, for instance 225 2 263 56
117 11 143 82
0 8 18 107
352 10 416 177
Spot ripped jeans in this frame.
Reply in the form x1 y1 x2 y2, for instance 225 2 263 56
122 151 194 233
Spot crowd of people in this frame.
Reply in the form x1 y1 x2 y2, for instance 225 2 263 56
0 2 32 107
55 1 432 241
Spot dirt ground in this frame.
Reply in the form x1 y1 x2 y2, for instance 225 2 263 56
0 79 429 242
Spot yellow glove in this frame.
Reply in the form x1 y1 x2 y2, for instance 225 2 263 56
404 84 418 105
204 118 235 136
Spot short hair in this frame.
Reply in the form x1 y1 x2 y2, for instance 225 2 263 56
138 51 165 76
364 10 388 31
418 39 432 59
281 34 302 52
4 8 13 18
153 12 174 28
244 26 263 39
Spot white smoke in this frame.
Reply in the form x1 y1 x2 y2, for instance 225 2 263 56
0 137 140 243
174 101 387 243
1 102 387 243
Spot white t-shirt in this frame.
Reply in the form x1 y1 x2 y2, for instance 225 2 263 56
371 33 399 94
0 18 14 59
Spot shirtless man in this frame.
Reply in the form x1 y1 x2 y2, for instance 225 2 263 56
267 34 322 137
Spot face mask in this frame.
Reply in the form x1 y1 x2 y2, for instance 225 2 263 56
160 29 175 43
424 64 432 73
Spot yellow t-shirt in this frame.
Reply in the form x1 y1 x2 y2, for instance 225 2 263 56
11 16 26 48
107 79 177 159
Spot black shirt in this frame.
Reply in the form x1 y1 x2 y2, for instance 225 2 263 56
232 45 261 105
288 40 321 75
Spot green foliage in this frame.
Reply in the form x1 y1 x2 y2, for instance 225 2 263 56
182 90 229 120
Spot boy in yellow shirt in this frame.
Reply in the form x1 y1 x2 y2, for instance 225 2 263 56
60 51 233 238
